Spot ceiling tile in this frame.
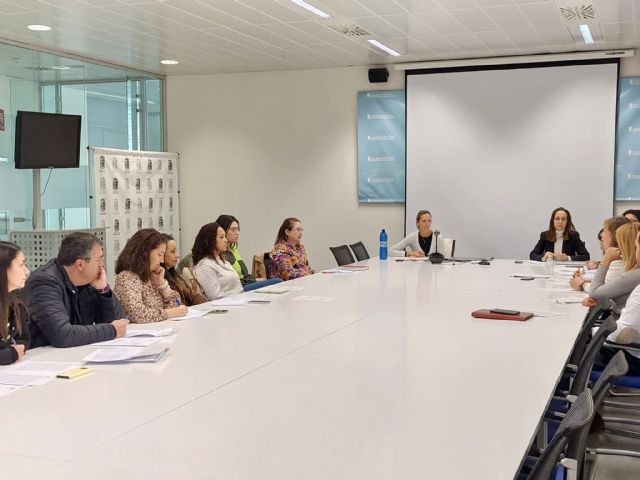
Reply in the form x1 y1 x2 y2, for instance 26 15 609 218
413 34 460 53
435 0 477 9
312 0 373 17
450 8 497 32
392 0 440 13
536 26 574 46
263 22 326 44
415 11 467 35
594 0 638 23
473 0 512 6
351 0 406 15
483 5 531 32
350 16 405 37
241 0 308 22
517 2 564 29
381 14 437 36
602 21 635 42
443 33 490 51
474 30 515 49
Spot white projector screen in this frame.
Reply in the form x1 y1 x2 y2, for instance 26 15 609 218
406 61 618 260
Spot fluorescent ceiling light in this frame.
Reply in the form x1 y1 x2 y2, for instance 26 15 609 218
160 59 179 65
579 24 594 44
367 39 401 57
27 24 51 31
289 0 331 19
52 65 70 70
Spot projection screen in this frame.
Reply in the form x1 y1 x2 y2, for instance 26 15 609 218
405 60 618 259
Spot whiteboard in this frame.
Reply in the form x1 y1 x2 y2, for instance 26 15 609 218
405 62 618 259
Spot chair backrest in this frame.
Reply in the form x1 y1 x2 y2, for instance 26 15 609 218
529 390 595 480
568 307 611 367
330 245 355 266
263 252 272 279
252 252 269 279
349 241 370 261
570 315 618 396
566 351 628 474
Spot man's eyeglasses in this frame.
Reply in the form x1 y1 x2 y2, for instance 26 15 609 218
83 256 104 265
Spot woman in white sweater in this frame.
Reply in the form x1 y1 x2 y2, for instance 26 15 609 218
390 210 446 257
191 222 243 301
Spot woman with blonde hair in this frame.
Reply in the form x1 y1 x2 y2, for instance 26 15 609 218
570 216 626 292
582 221 640 316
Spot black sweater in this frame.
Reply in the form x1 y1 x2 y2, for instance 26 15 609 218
0 302 30 365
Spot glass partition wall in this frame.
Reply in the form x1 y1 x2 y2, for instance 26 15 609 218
0 42 164 237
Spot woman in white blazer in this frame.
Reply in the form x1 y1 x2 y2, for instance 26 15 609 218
390 210 445 257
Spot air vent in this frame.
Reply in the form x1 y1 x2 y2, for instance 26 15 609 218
326 23 371 37
560 5 596 21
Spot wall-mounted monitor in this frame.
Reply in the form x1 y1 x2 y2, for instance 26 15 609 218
14 111 81 169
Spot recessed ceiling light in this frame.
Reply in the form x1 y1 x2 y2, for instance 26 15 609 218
289 0 331 19
52 65 70 70
27 24 52 31
579 24 594 44
367 39 401 57
160 59 179 65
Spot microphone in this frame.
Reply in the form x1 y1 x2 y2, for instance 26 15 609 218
429 230 444 263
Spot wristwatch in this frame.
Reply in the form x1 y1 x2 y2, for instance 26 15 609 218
95 285 111 295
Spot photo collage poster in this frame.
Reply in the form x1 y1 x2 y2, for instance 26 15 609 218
91 147 180 277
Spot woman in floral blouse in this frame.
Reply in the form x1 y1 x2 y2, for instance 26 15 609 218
114 229 188 323
268 217 315 281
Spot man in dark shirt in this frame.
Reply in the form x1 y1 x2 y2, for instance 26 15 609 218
23 232 128 348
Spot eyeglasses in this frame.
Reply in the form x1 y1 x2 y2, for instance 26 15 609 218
83 256 104 265
291 227 304 232
229 227 240 233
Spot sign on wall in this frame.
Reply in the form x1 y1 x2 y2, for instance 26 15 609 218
616 77 640 200
89 147 180 274
357 90 405 203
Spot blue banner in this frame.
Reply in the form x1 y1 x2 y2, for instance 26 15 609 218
357 90 405 203
616 77 640 200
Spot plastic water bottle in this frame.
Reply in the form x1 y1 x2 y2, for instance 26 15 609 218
379 229 388 260
546 254 554 276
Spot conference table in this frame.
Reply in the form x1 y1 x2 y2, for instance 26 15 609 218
2 258 586 480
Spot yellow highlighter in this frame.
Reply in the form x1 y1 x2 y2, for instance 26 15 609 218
56 367 94 380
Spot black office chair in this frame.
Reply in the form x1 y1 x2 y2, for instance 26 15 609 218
349 241 370 261
263 252 272 279
329 245 355 266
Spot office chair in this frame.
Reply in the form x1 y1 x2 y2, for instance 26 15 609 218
349 241 370 261
329 245 355 266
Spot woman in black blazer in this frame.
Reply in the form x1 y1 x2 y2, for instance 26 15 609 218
530 207 590 261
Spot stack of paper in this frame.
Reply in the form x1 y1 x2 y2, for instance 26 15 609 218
126 328 176 337
255 286 289 294
171 306 216 321
83 344 169 363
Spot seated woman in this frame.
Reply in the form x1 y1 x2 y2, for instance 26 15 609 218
161 234 205 306
582 221 640 317
0 241 30 365
390 210 445 257
192 222 244 300
114 229 187 323
623 209 640 223
569 217 626 292
216 214 281 291
529 207 590 261
268 217 314 281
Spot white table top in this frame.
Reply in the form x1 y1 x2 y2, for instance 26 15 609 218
1 259 585 480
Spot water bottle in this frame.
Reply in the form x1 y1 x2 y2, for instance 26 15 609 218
379 229 388 260
546 254 554 276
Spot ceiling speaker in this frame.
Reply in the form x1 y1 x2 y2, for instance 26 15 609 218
368 68 389 83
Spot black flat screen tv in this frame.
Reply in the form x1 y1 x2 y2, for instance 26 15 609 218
14 111 82 169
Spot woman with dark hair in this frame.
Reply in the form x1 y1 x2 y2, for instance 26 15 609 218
161 234 205 306
114 229 187 323
529 207 590 261
216 214 282 291
192 222 243 300
0 241 30 365
623 209 640 223
216 214 256 285
268 217 314 281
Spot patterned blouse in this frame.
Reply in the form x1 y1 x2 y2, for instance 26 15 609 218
193 257 244 300
114 270 180 323
268 242 314 281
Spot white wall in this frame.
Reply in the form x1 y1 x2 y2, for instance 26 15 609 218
167 66 404 270
167 55 640 269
